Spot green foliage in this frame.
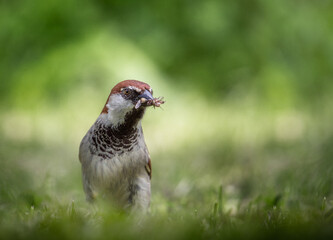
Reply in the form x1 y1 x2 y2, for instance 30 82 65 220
1 0 333 107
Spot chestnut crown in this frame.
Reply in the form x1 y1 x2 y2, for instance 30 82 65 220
111 80 152 95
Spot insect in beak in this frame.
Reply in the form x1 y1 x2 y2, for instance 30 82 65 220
135 90 165 109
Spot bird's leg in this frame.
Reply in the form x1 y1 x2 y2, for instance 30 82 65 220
127 175 151 212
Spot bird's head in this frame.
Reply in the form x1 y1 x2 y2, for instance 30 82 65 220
101 80 164 127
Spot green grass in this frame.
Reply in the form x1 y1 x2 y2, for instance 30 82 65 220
0 183 332 240
0 96 332 239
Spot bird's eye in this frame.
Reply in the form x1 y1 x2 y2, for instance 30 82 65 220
123 89 130 95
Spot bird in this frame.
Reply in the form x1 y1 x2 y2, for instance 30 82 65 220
79 80 164 212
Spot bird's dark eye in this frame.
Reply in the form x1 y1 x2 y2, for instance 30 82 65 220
122 89 130 95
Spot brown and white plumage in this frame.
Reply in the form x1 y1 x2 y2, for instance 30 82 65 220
79 80 164 211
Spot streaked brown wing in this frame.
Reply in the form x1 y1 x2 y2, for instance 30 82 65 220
145 157 152 179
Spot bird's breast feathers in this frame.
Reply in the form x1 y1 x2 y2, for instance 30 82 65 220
79 123 150 187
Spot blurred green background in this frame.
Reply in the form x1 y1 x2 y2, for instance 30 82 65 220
1 0 333 239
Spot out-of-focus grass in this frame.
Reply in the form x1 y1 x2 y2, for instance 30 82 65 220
0 83 332 239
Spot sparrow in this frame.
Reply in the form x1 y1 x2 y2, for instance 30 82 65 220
79 80 164 211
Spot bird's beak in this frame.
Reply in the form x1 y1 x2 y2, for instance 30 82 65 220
138 89 154 101
135 90 154 109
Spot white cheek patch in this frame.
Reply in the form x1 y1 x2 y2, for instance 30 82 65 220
109 94 133 109
106 94 134 126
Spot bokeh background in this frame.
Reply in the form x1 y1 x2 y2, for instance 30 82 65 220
1 0 333 239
